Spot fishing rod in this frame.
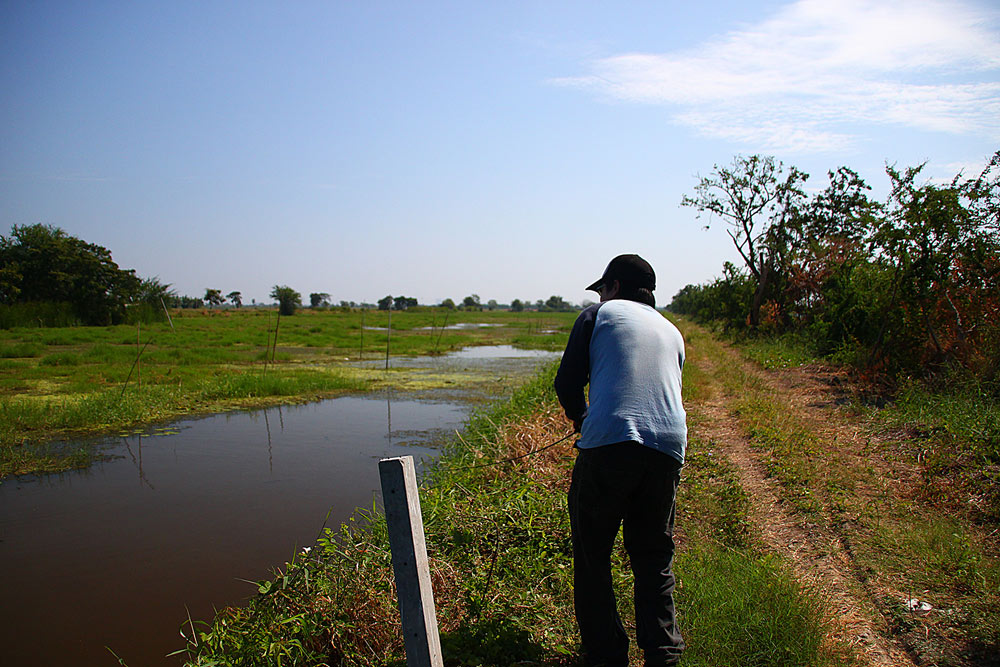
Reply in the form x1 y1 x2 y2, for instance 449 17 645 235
449 430 576 471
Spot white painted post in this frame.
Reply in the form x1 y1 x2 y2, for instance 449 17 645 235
378 456 444 667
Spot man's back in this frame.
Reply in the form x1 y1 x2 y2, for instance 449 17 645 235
583 299 686 462
555 299 686 463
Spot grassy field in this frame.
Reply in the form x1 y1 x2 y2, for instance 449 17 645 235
0 307 577 477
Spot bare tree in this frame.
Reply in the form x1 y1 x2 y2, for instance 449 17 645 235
682 154 807 327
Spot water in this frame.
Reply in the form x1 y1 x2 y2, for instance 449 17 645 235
355 344 559 369
415 322 503 330
0 345 559 666
0 396 464 666
448 344 554 359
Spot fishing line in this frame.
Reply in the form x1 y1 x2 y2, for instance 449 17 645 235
448 431 576 471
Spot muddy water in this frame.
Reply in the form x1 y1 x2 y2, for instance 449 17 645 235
0 347 558 666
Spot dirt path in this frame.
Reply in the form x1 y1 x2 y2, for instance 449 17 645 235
692 352 920 666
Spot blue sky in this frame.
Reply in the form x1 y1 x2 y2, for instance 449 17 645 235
2 0 998 306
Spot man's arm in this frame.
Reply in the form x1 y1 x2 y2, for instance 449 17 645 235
554 304 599 430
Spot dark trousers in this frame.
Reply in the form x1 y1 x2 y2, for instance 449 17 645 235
568 442 683 667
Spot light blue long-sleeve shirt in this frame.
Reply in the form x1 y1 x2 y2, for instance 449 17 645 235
554 299 687 464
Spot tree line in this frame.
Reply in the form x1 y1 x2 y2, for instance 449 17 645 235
0 224 157 327
0 223 585 328
671 151 999 390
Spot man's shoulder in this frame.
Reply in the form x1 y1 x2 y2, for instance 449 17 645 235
571 302 604 326
595 298 656 320
597 301 682 335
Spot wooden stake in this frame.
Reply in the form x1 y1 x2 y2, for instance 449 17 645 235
136 323 141 389
378 456 443 667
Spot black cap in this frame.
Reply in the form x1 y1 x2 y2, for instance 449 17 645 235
586 254 656 292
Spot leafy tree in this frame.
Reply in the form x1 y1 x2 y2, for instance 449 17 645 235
227 291 242 308
135 277 176 305
439 298 456 310
801 167 880 243
122 276 176 323
393 296 417 310
510 298 524 312
669 262 755 329
270 285 302 316
782 168 880 347
0 223 140 325
682 155 807 327
377 295 393 311
674 153 1000 388
174 295 204 309
204 289 224 307
867 162 1000 372
965 150 1000 236
310 292 331 308
486 299 498 310
462 294 481 311
540 295 574 312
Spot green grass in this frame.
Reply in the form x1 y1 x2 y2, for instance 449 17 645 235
679 547 834 667
730 394 824 517
887 380 1000 463
0 342 44 358
738 332 822 369
40 351 82 366
0 368 370 472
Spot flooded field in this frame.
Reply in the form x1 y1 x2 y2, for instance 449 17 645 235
0 346 558 666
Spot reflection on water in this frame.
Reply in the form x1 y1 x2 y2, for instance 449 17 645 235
415 322 503 330
0 395 467 667
355 343 560 370
448 344 555 359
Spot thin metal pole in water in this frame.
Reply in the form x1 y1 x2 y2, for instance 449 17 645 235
263 311 272 375
160 297 175 331
434 310 448 354
136 323 141 389
378 456 443 667
385 308 391 370
272 311 281 363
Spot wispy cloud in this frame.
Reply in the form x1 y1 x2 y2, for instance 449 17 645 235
553 0 1000 153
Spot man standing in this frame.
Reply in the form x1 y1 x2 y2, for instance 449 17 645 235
555 254 687 667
